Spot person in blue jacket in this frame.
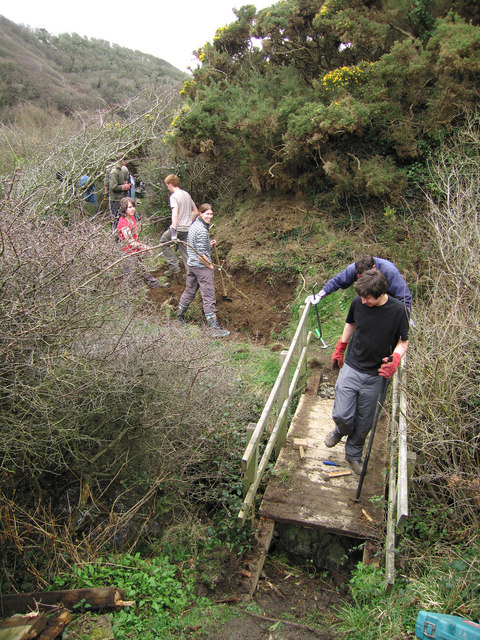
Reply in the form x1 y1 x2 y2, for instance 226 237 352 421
306 254 411 310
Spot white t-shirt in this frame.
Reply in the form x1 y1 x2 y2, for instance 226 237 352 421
170 189 195 232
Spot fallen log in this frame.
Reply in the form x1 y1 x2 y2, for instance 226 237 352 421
0 587 129 618
0 612 47 640
37 609 72 640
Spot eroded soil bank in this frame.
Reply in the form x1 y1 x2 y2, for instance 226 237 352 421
149 265 298 344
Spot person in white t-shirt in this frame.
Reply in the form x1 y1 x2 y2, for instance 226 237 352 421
161 174 198 277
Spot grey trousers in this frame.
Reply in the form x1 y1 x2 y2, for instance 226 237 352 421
160 227 189 271
179 266 216 316
332 363 387 460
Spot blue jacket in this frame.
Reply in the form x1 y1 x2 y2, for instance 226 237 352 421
323 257 412 308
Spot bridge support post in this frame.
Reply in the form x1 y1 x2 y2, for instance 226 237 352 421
243 422 259 498
275 350 289 457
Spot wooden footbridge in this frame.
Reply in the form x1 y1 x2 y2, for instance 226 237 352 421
238 303 409 593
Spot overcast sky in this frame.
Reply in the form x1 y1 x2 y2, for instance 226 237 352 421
2 0 275 72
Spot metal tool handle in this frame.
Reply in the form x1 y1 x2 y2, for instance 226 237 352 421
312 282 329 349
355 376 390 500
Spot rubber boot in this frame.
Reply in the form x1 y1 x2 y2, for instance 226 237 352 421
205 313 230 338
177 304 189 324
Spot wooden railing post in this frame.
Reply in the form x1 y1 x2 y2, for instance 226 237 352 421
238 303 313 526
396 356 408 525
243 422 259 498
296 304 308 393
275 350 289 457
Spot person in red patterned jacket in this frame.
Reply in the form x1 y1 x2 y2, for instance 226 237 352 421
117 198 169 289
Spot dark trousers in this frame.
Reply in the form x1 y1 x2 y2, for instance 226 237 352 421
110 200 122 230
122 256 159 289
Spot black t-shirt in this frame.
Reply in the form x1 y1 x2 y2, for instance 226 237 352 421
345 295 409 375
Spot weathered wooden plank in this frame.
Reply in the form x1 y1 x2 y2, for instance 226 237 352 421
238 518 275 601
0 613 47 640
37 609 72 640
0 587 126 618
242 305 310 473
397 358 408 525
260 393 388 540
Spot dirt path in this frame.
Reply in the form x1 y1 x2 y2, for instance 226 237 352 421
205 552 347 640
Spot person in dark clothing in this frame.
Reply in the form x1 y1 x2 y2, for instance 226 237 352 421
325 269 409 475
306 254 412 310
107 155 132 230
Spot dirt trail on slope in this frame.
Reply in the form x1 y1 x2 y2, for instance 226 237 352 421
149 266 298 344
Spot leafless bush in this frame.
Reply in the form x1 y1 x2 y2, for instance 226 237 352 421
406 111 480 531
0 87 178 216
0 174 255 589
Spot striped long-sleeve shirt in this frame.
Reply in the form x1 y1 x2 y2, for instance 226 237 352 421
186 217 211 268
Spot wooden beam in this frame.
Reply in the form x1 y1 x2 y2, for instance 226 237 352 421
37 609 72 640
397 358 408 525
0 613 47 640
0 587 127 618
239 518 275 601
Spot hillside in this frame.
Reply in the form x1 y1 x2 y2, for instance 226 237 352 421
0 15 185 115
0 1 479 638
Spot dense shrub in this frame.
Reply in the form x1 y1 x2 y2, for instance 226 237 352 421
406 111 480 534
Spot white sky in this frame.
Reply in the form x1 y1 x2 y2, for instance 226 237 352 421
1 0 275 73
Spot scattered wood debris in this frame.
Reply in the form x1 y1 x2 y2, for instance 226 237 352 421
0 587 132 618
0 587 135 640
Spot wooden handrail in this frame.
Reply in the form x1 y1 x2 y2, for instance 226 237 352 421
385 355 409 592
238 303 312 526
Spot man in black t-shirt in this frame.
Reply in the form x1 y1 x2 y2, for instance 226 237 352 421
325 270 409 475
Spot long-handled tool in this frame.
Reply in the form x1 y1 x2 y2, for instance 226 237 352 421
213 244 233 302
354 375 390 501
311 282 328 349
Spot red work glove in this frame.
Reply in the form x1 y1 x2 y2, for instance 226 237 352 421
331 339 348 370
378 352 401 378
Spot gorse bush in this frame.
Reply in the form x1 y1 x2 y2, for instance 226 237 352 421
169 0 480 211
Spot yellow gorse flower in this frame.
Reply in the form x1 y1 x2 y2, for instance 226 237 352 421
320 62 373 91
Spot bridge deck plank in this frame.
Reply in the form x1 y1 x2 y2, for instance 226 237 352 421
259 375 388 540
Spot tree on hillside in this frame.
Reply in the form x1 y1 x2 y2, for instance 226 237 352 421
0 16 185 117
168 0 480 211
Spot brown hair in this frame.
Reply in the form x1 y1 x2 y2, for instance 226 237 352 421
354 269 387 299
164 174 180 187
119 197 135 216
355 254 375 275
199 203 213 213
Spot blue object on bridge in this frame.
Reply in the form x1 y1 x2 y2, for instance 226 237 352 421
322 460 339 466
415 611 480 640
